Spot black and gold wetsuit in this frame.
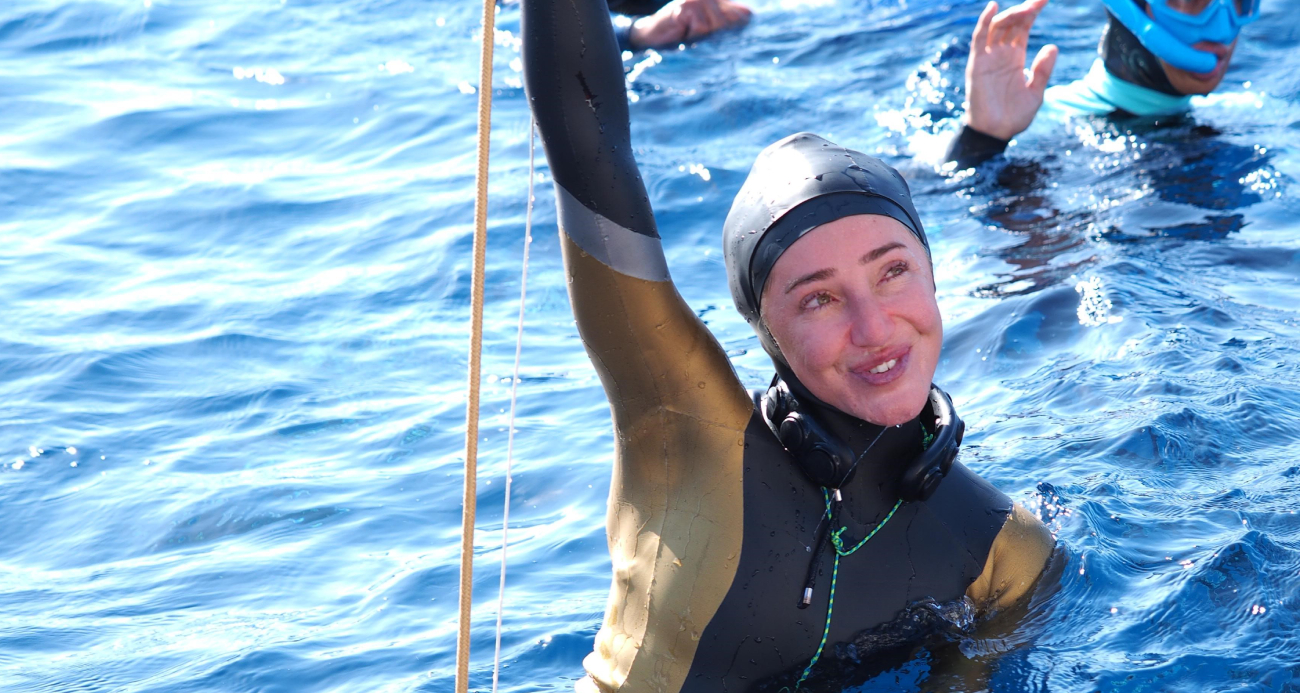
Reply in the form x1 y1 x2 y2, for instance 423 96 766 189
521 0 1055 688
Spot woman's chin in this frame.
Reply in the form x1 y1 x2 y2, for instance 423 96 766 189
837 382 931 426
853 406 921 427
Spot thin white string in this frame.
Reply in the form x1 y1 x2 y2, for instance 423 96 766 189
492 116 535 693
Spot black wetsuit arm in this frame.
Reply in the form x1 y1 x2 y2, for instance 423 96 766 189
521 0 749 426
523 0 655 236
944 124 1010 169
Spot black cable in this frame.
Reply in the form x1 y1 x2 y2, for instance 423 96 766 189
798 498 839 608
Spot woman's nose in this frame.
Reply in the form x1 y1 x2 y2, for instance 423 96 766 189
847 295 894 347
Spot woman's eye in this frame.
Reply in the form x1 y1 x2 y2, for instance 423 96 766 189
802 292 833 310
884 261 908 280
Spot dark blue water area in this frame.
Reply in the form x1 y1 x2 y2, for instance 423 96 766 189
2 0 1299 690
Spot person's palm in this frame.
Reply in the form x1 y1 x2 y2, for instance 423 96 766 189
965 0 1058 141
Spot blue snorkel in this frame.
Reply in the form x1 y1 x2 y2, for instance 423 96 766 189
1101 0 1260 74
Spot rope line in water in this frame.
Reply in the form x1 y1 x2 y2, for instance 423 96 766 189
791 494 904 691
491 117 536 693
455 0 497 689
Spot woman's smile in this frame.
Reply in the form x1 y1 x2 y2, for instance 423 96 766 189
848 345 911 386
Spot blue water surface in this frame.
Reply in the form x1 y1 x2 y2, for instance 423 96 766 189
2 0 1299 691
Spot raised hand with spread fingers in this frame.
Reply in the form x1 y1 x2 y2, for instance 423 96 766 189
965 0 1059 141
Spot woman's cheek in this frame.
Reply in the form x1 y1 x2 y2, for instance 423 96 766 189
904 287 943 334
790 320 837 373
784 323 814 366
918 303 944 371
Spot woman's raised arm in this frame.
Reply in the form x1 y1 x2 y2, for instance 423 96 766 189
521 0 750 435
521 4 752 684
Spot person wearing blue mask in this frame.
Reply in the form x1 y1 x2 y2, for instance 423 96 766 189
946 0 1261 168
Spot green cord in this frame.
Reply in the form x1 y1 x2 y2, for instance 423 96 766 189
789 492 904 692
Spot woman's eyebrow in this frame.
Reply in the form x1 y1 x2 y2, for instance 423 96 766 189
784 268 836 295
860 241 906 264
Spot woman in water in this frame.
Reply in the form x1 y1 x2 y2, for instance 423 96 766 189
948 0 1261 167
521 0 1056 687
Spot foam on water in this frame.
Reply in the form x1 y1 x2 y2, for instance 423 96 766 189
2 0 1298 690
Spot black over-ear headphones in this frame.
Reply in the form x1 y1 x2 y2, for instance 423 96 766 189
760 379 964 501
760 379 857 489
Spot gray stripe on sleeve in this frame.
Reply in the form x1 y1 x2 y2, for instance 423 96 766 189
555 184 671 283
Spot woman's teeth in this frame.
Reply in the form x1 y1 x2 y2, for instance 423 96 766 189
869 359 898 375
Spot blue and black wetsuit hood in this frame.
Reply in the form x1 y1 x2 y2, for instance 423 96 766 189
723 133 961 499
1102 5 1183 97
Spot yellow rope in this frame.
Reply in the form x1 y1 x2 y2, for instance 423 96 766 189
456 0 497 689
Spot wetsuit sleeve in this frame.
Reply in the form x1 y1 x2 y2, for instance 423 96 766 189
522 0 750 430
524 2 753 687
943 124 1009 169
612 20 634 53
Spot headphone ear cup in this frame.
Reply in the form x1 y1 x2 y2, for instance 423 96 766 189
912 467 944 502
803 446 842 490
778 414 807 452
777 412 855 489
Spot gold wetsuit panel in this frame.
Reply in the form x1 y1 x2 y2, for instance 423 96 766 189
560 234 753 691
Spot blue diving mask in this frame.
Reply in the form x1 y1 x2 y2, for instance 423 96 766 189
1102 0 1260 74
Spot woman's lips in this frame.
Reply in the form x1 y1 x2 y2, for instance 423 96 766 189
1187 41 1232 80
849 347 911 387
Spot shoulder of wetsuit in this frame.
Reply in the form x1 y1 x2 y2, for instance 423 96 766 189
966 503 1054 612
606 0 674 17
1106 108 1203 135
944 124 1010 170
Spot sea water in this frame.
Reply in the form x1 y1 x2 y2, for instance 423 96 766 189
1 0 1298 690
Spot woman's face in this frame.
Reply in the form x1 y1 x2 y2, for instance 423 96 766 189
1148 2 1239 94
760 214 942 426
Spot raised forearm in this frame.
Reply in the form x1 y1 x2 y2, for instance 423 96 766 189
944 124 1010 168
522 0 748 429
522 0 656 237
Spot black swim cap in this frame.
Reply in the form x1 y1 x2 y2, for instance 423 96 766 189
723 132 929 364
